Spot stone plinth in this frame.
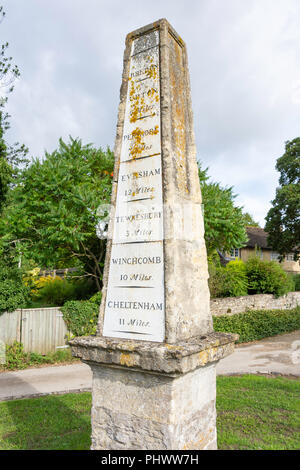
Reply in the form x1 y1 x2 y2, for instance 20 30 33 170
70 332 237 376
70 332 237 450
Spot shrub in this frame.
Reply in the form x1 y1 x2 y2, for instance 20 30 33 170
293 274 300 291
2 341 76 371
0 264 30 314
25 269 97 307
209 260 248 298
61 300 99 336
89 291 102 306
3 341 28 370
213 307 300 343
71 277 96 300
31 276 78 306
225 260 248 297
208 264 228 298
245 257 294 297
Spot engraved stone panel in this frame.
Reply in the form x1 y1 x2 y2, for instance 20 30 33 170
103 29 164 342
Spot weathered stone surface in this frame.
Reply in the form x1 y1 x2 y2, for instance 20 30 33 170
71 18 237 451
90 364 217 450
70 331 238 376
211 291 300 317
98 18 213 344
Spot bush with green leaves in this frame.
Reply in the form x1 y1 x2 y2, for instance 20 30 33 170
89 291 102 306
208 265 228 298
61 300 99 336
208 259 248 298
0 263 29 314
293 274 300 291
213 307 300 343
2 341 75 370
26 273 97 308
31 277 78 307
245 257 294 297
225 260 248 297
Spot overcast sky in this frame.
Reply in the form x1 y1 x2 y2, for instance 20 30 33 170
1 0 300 226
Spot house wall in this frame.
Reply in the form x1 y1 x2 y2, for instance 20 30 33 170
239 248 300 274
282 260 300 273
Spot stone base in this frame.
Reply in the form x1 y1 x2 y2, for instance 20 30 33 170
90 362 217 450
70 332 237 450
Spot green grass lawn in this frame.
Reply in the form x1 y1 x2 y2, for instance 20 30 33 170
217 375 300 450
0 375 299 450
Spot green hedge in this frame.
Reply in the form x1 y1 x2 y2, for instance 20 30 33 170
89 291 102 306
293 274 300 291
0 264 30 314
61 300 98 336
213 307 300 343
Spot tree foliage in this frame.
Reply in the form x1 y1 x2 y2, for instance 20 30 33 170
0 259 30 314
242 212 260 227
265 138 300 259
2 142 248 288
1 137 114 290
198 164 248 255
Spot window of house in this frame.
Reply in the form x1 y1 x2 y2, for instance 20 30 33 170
285 253 295 261
271 252 280 261
230 248 240 259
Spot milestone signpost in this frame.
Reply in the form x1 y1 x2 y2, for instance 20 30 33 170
102 27 164 342
70 19 237 450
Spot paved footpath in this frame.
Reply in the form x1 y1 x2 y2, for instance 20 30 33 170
1 331 300 401
216 330 300 377
0 363 92 401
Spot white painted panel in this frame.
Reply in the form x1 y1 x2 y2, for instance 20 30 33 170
103 29 165 342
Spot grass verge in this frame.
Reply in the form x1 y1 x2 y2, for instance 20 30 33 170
217 375 300 450
0 375 299 450
0 342 78 372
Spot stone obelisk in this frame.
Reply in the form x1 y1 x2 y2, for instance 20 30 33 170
70 19 237 450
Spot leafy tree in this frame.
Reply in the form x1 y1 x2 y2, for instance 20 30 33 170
242 212 260 227
198 164 248 255
1 137 114 290
265 138 300 259
0 257 30 314
0 6 28 212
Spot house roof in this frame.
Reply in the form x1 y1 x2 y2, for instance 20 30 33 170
245 227 270 249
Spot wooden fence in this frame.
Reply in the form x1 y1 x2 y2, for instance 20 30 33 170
0 307 69 354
